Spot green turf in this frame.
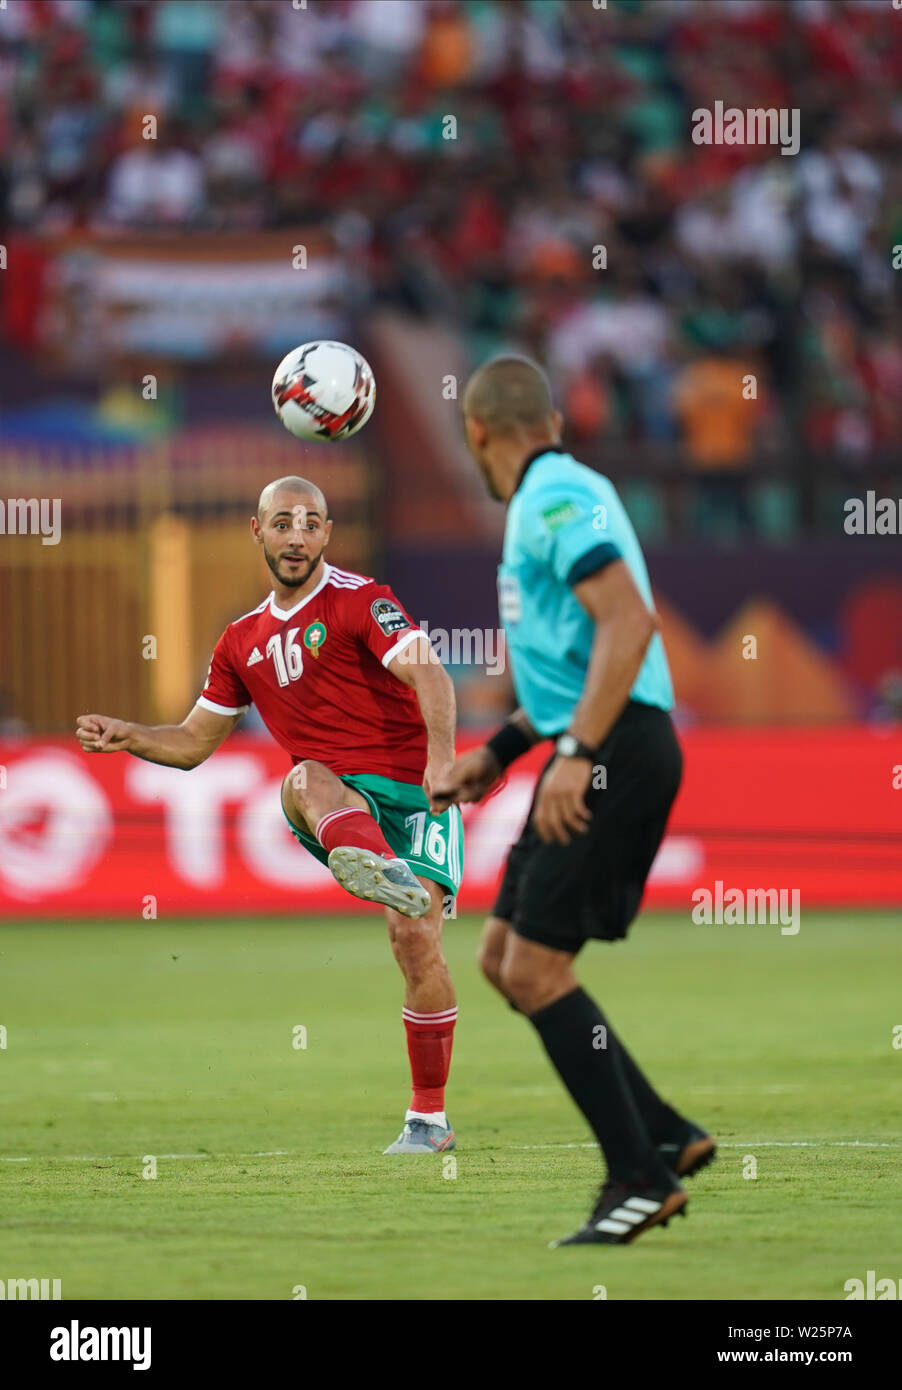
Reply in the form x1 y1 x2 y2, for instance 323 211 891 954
1 912 900 1300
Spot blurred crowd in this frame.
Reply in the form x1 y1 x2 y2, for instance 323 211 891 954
3 0 902 485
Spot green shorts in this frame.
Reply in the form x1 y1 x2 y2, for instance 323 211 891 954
283 772 464 900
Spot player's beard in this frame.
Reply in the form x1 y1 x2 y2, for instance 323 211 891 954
264 541 324 588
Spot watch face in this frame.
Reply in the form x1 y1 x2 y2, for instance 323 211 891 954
558 735 577 756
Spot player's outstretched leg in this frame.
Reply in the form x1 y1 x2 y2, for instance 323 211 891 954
383 880 457 1154
282 763 429 918
499 932 688 1246
480 915 716 1181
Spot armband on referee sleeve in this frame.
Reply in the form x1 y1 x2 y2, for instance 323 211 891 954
485 721 532 772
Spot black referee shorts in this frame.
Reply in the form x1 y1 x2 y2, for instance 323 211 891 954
491 700 682 955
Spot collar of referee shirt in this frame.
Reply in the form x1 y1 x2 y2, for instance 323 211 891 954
513 443 567 496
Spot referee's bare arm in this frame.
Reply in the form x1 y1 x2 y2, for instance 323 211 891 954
75 705 241 769
566 559 661 749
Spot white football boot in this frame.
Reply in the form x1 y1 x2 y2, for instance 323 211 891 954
327 846 430 918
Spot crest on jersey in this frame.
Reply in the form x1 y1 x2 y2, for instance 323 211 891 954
303 622 327 659
370 599 409 636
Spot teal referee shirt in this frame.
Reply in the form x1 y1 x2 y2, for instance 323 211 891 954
497 446 674 738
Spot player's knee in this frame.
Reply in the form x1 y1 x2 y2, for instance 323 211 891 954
477 922 506 989
477 943 501 990
283 763 313 813
498 956 537 1011
387 914 441 972
500 945 573 1015
478 916 510 987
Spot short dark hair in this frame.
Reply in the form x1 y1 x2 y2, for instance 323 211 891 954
462 356 555 434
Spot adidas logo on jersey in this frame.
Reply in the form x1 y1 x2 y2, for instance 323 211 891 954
246 647 264 667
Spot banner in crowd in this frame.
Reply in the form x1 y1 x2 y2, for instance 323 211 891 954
0 727 900 918
6 232 345 362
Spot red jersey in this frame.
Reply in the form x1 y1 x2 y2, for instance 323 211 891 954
198 562 429 782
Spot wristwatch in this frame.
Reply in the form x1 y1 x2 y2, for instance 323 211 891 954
555 732 596 761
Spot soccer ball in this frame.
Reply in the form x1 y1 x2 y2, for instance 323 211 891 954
271 340 376 442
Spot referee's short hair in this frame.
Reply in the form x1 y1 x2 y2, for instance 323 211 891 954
463 356 555 435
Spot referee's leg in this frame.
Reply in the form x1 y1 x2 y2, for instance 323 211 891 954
498 934 577 1013
482 912 699 1162
499 931 678 1209
476 916 513 998
482 922 579 1013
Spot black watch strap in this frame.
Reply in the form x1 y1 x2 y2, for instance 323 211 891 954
556 732 596 761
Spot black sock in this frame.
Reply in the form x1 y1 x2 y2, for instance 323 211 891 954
608 1028 684 1144
528 986 663 1185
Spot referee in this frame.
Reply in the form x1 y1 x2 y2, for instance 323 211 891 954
433 356 715 1246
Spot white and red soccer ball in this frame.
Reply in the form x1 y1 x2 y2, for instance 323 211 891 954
271 340 376 442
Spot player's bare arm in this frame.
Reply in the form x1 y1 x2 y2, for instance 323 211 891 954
532 559 660 846
387 635 456 812
75 704 241 769
430 706 542 813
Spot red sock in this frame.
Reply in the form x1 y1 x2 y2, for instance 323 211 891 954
403 1007 458 1114
316 807 396 858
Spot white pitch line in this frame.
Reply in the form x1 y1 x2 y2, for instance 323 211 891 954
1 1142 899 1164
722 1141 900 1149
0 1149 292 1163
514 1140 901 1151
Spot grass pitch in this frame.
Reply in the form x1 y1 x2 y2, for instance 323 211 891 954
1 912 899 1301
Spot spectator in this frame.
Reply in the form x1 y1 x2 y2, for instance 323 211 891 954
673 343 764 536
104 121 205 228
3 0 902 543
